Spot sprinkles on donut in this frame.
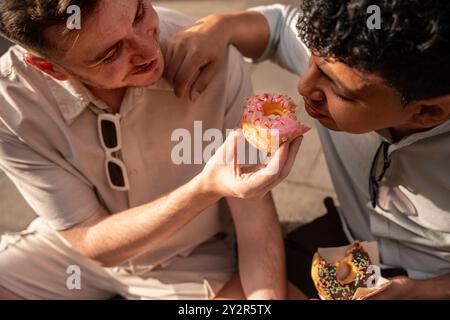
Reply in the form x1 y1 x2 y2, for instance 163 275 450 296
311 241 373 300
241 93 310 153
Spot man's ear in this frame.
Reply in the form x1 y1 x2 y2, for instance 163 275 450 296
23 53 69 81
409 94 450 128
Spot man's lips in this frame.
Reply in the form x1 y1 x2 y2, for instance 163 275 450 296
303 98 329 119
131 59 158 75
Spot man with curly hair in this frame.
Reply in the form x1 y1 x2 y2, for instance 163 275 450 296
165 0 450 299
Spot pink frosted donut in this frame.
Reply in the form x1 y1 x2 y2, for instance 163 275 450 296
241 93 311 152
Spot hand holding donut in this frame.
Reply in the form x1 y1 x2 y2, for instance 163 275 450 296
200 129 303 200
201 93 309 200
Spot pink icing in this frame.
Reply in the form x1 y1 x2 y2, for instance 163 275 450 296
242 93 311 141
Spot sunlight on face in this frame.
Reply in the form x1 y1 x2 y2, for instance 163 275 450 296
297 56 413 133
46 0 164 90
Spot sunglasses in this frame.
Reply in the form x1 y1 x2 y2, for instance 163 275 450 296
369 141 417 215
97 113 130 191
369 141 391 208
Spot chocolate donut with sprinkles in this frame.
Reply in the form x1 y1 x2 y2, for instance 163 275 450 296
311 241 373 300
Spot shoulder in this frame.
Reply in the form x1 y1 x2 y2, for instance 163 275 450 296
156 7 196 41
0 46 61 142
0 44 49 97
0 45 33 79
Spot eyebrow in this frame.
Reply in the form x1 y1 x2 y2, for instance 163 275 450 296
316 64 362 99
85 0 142 66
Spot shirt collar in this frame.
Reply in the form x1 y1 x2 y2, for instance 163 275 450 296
377 119 450 152
46 75 110 125
46 74 174 125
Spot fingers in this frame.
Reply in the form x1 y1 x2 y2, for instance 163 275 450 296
240 163 266 174
263 136 302 179
163 42 187 91
243 137 302 195
259 142 291 177
213 132 302 199
173 53 209 99
232 131 241 178
164 41 214 100
189 61 220 102
216 129 245 165
241 142 289 195
162 40 174 79
278 137 303 180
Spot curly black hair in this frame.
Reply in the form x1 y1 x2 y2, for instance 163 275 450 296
297 0 450 103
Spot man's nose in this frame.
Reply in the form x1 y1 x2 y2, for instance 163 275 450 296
298 77 326 101
297 64 326 101
130 35 159 65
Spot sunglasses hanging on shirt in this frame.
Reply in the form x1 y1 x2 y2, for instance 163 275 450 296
369 141 391 209
369 141 417 215
97 113 130 191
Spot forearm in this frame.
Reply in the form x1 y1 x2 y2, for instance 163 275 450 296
227 193 287 300
61 174 220 267
218 11 270 60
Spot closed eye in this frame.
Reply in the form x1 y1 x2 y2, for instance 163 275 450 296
331 88 353 102
102 43 122 64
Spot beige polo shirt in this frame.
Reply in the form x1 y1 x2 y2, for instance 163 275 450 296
0 8 253 268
